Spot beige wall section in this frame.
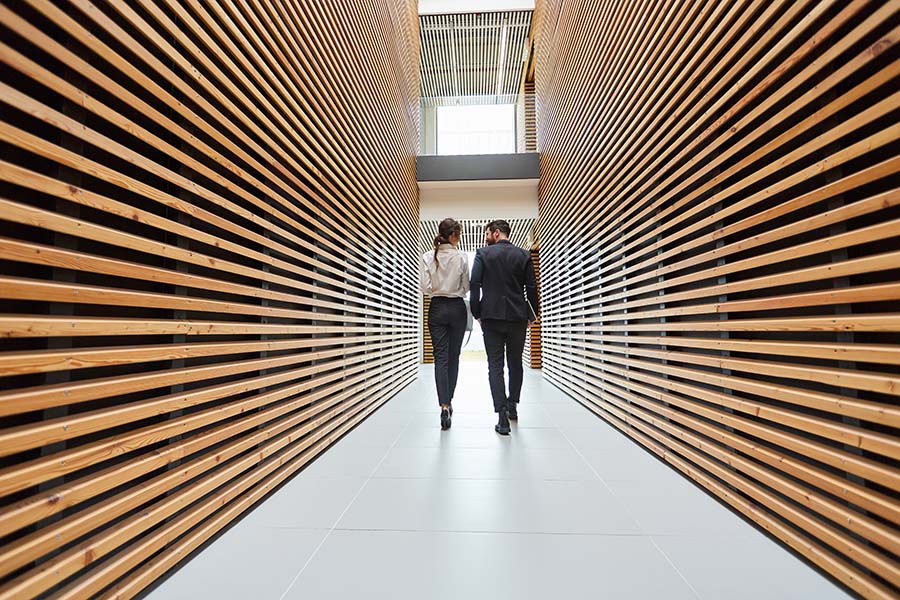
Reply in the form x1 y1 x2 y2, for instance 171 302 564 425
419 179 538 221
420 104 438 154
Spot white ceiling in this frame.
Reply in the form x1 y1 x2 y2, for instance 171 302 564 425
418 1 535 15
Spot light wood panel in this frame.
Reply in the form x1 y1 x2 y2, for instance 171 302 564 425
524 81 537 152
423 296 434 364
523 246 541 369
533 1 899 598
0 0 420 598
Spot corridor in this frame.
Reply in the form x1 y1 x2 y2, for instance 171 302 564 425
148 363 848 600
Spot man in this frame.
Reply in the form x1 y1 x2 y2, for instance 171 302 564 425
469 220 539 435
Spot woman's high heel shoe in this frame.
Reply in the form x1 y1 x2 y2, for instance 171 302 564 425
440 408 451 430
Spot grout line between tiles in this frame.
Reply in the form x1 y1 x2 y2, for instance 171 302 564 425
276 403 415 600
328 527 651 536
547 397 704 600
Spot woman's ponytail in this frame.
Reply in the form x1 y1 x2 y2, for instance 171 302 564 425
432 218 461 268
433 233 447 267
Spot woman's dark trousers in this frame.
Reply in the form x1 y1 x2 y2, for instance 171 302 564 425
428 297 467 406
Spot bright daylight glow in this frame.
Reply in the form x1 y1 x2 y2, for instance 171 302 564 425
437 104 515 155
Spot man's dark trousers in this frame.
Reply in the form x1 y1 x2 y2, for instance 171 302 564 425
482 319 527 412
469 239 538 414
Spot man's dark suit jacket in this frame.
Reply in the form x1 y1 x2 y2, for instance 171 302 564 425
469 240 539 322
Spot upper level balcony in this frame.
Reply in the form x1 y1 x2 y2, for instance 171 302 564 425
416 95 538 223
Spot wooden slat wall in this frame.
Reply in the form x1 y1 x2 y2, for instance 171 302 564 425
523 246 541 369
423 296 434 364
419 218 536 254
534 1 900 598
524 81 537 152
0 1 419 598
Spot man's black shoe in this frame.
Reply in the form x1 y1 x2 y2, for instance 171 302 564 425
495 409 511 435
441 408 451 430
507 402 518 421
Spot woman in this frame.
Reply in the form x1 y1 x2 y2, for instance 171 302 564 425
420 218 470 430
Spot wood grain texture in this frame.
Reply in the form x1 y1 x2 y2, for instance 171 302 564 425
533 1 900 598
423 295 434 364
523 246 541 369
0 0 420 597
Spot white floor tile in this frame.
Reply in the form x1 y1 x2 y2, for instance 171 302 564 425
240 476 367 529
298 439 390 479
604 478 753 536
372 445 596 481
653 534 853 600
148 364 851 600
149 525 326 600
336 477 642 535
283 530 696 600
395 424 572 449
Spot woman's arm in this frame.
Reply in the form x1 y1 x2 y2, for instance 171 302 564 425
420 254 432 296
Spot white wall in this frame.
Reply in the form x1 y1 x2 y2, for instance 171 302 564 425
420 105 438 155
418 179 538 220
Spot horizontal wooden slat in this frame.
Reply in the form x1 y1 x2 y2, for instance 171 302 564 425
534 0 900 597
3 361 415 599
0 358 397 575
0 342 416 458
0 335 385 377
0 0 421 598
523 246 541 368
0 357 382 540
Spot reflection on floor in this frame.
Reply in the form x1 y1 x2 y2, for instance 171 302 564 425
148 363 850 600
460 349 487 361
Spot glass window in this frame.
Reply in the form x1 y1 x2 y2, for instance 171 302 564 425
436 104 515 155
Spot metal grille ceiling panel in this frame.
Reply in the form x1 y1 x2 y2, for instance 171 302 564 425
420 218 535 254
420 11 532 106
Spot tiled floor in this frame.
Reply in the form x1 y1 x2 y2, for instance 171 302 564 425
148 363 851 600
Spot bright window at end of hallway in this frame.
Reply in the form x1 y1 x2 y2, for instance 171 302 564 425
436 104 515 155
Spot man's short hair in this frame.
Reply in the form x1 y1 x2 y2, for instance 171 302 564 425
485 219 512 237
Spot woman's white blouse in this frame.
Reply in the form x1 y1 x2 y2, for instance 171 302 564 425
420 244 470 299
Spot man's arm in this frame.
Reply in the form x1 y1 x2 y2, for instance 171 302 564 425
469 251 483 320
525 256 538 323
